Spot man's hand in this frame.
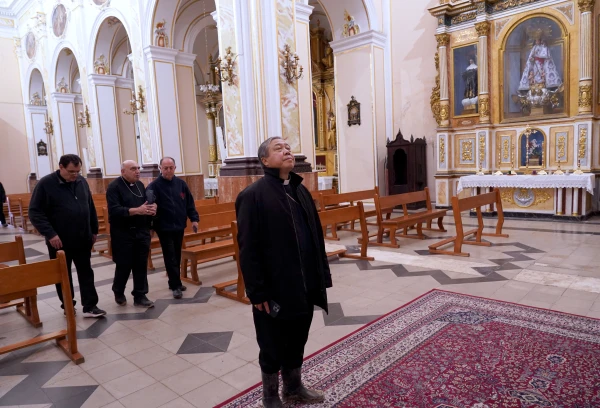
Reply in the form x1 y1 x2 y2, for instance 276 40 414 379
192 221 199 233
49 235 63 249
92 234 97 244
254 301 271 314
148 203 157 216
133 201 153 216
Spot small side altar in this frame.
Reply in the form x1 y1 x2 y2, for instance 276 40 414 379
457 174 595 218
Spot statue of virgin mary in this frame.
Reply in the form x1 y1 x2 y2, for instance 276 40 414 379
518 34 562 91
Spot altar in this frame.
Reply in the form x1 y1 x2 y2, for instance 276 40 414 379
457 174 595 218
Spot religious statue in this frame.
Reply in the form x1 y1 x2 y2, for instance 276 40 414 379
154 19 169 48
511 24 563 115
30 92 42 106
94 54 108 75
342 10 360 38
461 57 478 113
322 45 334 69
327 111 337 150
56 77 69 93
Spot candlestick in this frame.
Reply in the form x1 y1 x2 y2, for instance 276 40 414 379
554 159 564 175
538 140 547 175
574 159 584 175
494 147 503 175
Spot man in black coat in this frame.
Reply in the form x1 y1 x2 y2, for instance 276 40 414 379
29 154 106 318
236 137 331 407
147 157 199 299
0 181 6 227
106 160 156 308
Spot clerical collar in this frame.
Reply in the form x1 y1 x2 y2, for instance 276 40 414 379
283 179 290 185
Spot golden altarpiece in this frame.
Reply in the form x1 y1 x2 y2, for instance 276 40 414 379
310 23 338 190
429 0 598 218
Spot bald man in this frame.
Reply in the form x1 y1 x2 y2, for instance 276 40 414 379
106 160 156 308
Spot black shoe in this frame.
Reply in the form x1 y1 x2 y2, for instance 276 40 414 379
83 307 107 318
173 289 183 299
115 294 127 306
134 296 154 308
282 367 325 404
63 307 77 316
261 372 283 408
180 285 187 292
1 224 7 228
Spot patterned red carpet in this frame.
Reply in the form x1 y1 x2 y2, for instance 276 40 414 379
216 290 600 407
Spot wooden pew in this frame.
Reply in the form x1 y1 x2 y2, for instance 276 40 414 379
195 197 218 207
7 194 34 232
0 251 83 364
370 188 447 248
212 221 250 305
319 188 378 240
0 236 41 328
318 201 373 260
93 195 109 252
311 188 336 211
429 188 508 257
97 207 112 259
180 211 237 286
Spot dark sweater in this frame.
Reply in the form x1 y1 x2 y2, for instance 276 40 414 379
147 175 199 232
29 171 98 249
106 178 151 230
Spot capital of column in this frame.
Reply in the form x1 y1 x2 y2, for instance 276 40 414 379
578 0 595 12
25 105 48 113
435 33 450 48
51 92 77 103
475 21 490 37
175 51 196 66
88 73 118 87
330 30 386 54
143 46 179 62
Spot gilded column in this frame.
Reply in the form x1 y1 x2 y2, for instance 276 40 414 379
206 107 218 178
475 21 490 123
436 33 450 127
578 0 594 113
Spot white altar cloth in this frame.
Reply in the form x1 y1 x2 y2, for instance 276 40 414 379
204 178 218 190
318 176 336 190
457 174 595 195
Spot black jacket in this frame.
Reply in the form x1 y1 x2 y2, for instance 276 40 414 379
106 178 152 230
0 182 5 204
235 168 332 318
147 175 199 232
29 171 98 248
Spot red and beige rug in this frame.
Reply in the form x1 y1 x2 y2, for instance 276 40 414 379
216 290 600 407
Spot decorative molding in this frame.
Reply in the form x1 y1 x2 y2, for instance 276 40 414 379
143 45 178 62
494 18 511 39
175 51 196 66
475 21 490 36
431 52 441 125
553 2 575 24
556 132 567 161
478 95 490 119
295 3 313 24
439 136 446 164
460 139 474 164
452 11 477 25
330 30 386 54
577 0 595 12
88 73 117 87
577 124 588 161
435 33 450 47
578 84 592 109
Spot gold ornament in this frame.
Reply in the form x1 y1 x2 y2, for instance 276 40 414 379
500 188 514 203
479 95 490 118
440 103 450 121
557 135 566 161
533 190 552 206
578 0 595 12
462 140 473 162
475 21 490 37
578 84 592 108
578 126 587 159
435 34 450 47
439 137 445 164
502 139 509 160
451 12 477 25
431 52 442 125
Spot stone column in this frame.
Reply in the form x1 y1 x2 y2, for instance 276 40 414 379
435 34 450 127
573 188 580 216
205 103 219 177
578 0 594 114
475 21 490 123
557 188 563 215
89 74 121 177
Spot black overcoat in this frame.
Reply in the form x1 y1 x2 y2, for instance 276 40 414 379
235 168 332 318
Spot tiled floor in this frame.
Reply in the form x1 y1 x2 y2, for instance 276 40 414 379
1 213 600 407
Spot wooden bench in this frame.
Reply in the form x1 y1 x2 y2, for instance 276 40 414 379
318 201 373 260
97 207 112 259
212 221 250 305
319 188 379 240
311 188 336 210
180 211 237 285
93 195 109 252
147 202 236 270
0 251 83 364
0 236 41 328
429 188 508 257
195 197 218 207
7 194 34 232
370 188 447 248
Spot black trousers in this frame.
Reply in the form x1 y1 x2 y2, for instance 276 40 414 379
111 227 150 299
0 207 5 225
156 230 184 290
253 308 314 374
47 242 99 312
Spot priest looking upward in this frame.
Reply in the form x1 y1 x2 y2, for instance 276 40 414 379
147 157 199 299
106 160 156 308
235 137 332 407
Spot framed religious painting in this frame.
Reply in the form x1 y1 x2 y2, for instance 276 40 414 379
451 43 478 117
519 128 546 169
501 16 568 122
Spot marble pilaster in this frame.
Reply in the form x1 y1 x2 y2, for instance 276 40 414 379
436 33 450 127
577 0 594 114
475 21 490 123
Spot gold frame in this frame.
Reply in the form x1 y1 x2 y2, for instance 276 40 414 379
518 127 546 170
498 13 570 124
450 41 479 119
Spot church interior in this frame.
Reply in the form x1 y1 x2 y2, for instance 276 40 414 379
1 0 600 407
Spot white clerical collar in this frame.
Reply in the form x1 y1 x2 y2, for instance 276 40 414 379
283 179 290 185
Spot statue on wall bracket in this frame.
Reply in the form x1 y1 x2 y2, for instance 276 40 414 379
37 140 48 156
347 96 360 126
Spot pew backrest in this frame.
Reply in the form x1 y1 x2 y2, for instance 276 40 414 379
195 197 218 207
0 236 26 265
